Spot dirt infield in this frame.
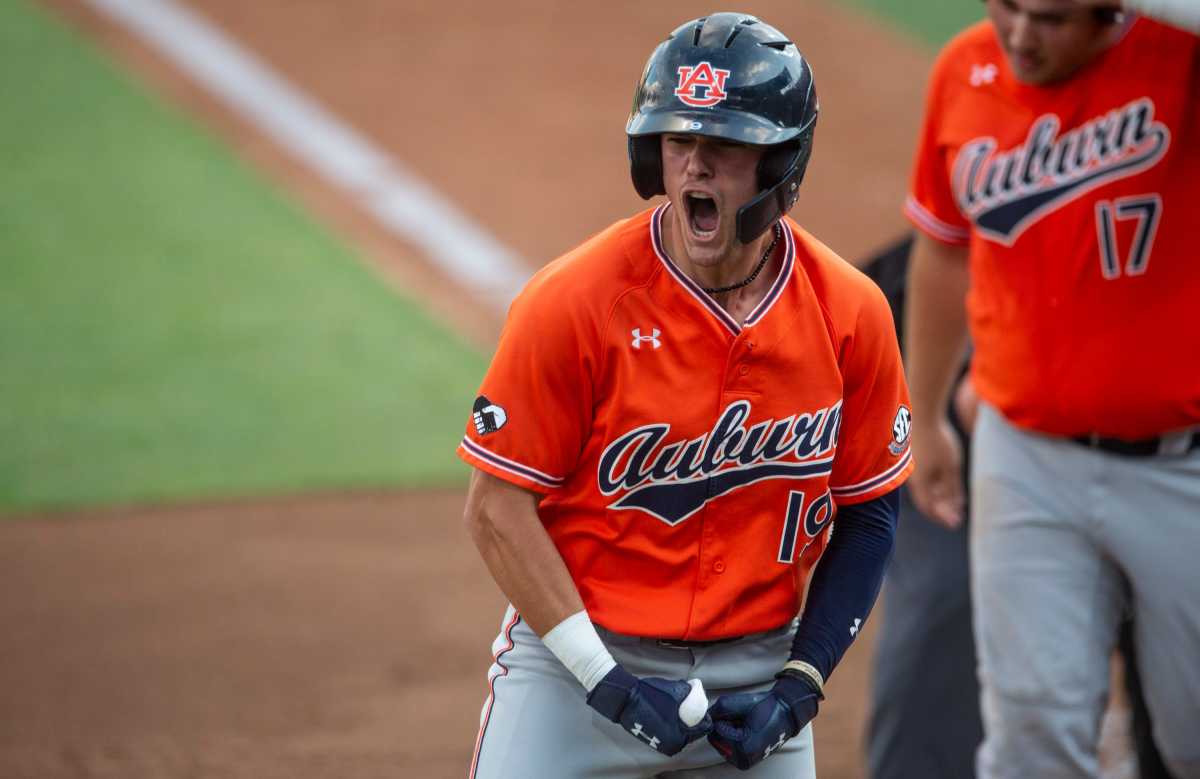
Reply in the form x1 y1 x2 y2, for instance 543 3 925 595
3 2 934 777
0 491 506 777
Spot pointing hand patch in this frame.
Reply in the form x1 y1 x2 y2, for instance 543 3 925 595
472 396 508 435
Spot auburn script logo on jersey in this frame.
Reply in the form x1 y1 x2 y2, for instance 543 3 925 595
952 96 1170 245
597 399 841 526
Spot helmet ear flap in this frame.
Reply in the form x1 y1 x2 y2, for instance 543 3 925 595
756 140 802 192
736 131 814 243
628 135 665 199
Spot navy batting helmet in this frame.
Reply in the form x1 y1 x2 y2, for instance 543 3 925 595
626 13 819 243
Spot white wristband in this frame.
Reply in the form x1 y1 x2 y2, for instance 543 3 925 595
541 611 618 692
780 659 826 698
1122 0 1200 33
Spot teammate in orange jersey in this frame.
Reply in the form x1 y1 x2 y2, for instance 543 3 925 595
457 12 912 778
904 1 1200 777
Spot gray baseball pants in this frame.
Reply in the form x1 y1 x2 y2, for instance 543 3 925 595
971 404 1200 779
470 605 815 778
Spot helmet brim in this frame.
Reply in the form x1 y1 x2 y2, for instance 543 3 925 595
626 107 811 147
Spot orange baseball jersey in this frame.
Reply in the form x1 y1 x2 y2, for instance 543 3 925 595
906 18 1200 439
458 205 912 640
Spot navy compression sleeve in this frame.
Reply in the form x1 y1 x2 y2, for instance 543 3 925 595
789 487 900 682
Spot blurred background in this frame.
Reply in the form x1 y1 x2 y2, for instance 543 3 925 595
0 1 980 776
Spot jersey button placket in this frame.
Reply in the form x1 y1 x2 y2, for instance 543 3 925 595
713 559 726 573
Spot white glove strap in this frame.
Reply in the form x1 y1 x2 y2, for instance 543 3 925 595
541 611 618 692
1122 0 1200 33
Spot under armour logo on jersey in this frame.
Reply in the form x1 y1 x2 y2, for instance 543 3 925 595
472 395 507 435
969 63 997 86
631 328 662 350
675 62 731 108
630 723 661 751
763 732 788 760
850 617 862 637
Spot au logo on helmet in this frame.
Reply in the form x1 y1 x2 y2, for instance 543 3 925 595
674 61 731 107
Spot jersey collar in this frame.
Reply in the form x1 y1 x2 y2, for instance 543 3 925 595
650 204 795 335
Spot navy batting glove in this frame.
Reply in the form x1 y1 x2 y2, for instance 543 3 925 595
707 675 820 771
586 664 713 756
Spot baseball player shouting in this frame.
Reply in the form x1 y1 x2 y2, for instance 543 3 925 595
458 12 912 778
904 1 1200 777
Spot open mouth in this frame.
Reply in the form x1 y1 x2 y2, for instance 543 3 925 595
685 193 719 236
1008 47 1041 72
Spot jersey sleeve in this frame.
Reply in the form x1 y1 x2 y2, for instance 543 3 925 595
828 282 914 505
456 272 595 494
903 49 972 246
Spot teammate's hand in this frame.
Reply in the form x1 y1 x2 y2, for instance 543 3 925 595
586 665 713 756
952 374 980 434
908 416 965 528
707 675 820 770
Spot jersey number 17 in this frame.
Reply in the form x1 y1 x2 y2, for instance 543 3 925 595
1095 194 1162 280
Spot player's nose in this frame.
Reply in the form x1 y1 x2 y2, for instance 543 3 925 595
684 139 715 177
1006 13 1035 50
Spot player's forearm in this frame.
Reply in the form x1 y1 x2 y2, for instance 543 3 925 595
464 469 585 637
1120 0 1200 33
904 233 970 426
788 489 899 684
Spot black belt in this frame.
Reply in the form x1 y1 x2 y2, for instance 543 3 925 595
655 635 745 650
1070 430 1200 457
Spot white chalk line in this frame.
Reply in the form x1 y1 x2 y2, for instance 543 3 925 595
82 0 530 313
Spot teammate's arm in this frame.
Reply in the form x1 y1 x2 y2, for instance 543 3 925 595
904 231 970 527
1077 0 1200 32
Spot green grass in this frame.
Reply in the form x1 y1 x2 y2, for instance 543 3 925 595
0 1 489 511
841 0 985 48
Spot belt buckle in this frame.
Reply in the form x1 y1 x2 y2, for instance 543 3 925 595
655 639 693 650
1159 429 1198 457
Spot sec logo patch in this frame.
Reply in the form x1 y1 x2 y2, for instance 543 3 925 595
889 406 912 456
